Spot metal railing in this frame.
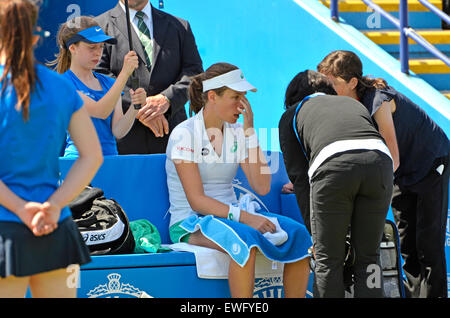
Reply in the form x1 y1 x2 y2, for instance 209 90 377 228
329 0 450 74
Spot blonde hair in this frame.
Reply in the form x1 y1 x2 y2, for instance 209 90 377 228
47 16 99 74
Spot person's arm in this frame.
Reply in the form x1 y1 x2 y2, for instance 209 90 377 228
279 110 311 234
43 106 103 223
0 181 26 218
82 51 139 119
240 145 271 196
291 164 311 233
111 88 146 139
238 96 271 196
136 94 170 125
0 181 56 236
373 100 399 171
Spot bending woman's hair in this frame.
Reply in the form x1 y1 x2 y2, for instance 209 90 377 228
0 0 39 121
317 50 388 99
284 70 337 109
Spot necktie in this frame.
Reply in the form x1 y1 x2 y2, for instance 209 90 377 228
135 11 152 70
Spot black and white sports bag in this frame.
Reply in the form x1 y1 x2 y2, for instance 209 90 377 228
69 186 135 255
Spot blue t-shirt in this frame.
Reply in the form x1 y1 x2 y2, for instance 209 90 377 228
63 70 118 157
0 64 83 223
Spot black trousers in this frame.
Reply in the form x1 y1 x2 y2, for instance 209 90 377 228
391 154 450 298
310 150 393 298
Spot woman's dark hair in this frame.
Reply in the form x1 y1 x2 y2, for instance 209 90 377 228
0 0 40 121
188 62 238 116
284 70 337 109
317 50 388 99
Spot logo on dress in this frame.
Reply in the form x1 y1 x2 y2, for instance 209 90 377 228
87 273 152 298
230 141 238 153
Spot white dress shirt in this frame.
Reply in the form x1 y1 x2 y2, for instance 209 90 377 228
119 1 154 39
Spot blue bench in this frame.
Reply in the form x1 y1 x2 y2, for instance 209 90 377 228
59 152 308 298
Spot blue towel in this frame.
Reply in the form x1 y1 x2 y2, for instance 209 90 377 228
179 198 312 267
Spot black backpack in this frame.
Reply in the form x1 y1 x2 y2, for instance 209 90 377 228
69 186 135 255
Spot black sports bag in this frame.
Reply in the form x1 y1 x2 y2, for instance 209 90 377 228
69 186 135 255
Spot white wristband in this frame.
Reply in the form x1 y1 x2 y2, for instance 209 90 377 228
245 133 258 149
227 205 241 222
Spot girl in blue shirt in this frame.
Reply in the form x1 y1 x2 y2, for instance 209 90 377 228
50 16 147 157
0 0 103 297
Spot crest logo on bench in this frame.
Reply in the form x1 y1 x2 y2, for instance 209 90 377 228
254 276 284 298
87 273 151 298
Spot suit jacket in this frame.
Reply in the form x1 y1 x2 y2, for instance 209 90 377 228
95 3 203 154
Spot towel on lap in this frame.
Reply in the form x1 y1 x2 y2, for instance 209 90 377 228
175 194 312 268
238 194 288 246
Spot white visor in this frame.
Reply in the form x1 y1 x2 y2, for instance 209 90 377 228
202 69 257 93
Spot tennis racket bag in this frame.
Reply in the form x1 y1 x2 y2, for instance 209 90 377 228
69 186 135 255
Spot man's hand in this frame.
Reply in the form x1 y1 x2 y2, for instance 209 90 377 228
281 182 294 194
139 113 169 137
137 94 170 122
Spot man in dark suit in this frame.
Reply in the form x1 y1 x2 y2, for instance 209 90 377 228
95 0 203 154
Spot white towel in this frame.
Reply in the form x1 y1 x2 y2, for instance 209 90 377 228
166 243 284 279
238 194 288 246
166 194 288 279
167 242 230 279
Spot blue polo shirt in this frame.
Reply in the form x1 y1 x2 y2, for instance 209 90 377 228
0 64 83 223
63 70 118 157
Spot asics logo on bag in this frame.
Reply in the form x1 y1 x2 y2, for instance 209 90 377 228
83 233 107 243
